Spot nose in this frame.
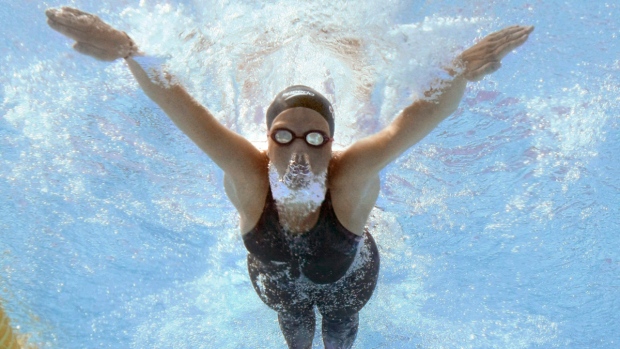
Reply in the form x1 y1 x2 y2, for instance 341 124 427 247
290 152 310 166
288 138 312 154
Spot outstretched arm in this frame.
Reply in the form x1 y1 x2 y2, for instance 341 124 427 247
45 7 266 187
332 25 534 187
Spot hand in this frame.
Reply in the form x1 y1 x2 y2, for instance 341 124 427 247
46 7 138 61
459 25 534 82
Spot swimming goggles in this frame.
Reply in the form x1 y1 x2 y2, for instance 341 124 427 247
269 128 333 147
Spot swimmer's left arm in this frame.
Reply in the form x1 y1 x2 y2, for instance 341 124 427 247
333 25 534 185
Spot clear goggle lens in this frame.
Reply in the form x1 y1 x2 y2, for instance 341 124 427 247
270 129 331 147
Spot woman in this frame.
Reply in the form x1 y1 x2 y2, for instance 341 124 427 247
46 7 533 348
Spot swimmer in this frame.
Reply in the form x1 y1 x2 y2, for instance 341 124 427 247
45 7 533 348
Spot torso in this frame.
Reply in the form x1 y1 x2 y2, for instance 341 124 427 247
242 189 363 284
226 151 380 236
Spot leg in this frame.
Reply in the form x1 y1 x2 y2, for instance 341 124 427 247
278 307 316 349
247 254 316 348
317 232 380 349
322 312 359 349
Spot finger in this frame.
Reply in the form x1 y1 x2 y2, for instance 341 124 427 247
498 25 533 38
73 42 119 61
47 16 120 49
47 17 90 42
487 25 534 47
59 6 91 16
466 29 529 59
46 6 104 32
489 33 529 59
487 26 532 46
490 27 529 45
485 25 524 42
45 8 76 26
493 31 532 60
46 7 83 25
45 8 58 19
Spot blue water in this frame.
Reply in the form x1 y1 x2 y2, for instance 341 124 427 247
1 0 618 348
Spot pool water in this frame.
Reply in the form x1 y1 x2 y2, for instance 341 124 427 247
1 0 618 348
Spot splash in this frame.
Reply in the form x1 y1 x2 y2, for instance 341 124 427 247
268 154 327 231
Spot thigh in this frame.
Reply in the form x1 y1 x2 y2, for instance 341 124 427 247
316 232 380 319
247 253 313 314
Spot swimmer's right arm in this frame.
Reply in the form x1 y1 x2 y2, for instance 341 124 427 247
124 58 267 175
45 7 266 186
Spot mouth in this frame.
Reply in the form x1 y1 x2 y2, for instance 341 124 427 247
268 153 327 207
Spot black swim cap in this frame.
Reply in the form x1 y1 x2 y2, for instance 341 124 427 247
266 85 335 137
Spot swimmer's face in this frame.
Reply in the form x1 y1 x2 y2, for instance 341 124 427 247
267 107 332 177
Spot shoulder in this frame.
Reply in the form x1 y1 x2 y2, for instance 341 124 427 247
225 150 270 233
328 149 375 189
328 151 380 235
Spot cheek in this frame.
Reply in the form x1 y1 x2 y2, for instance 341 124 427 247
269 142 303 162
267 145 292 169
308 149 331 172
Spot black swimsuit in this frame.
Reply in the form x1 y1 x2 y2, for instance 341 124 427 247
243 189 380 319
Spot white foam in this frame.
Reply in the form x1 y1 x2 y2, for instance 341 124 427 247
268 155 327 231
